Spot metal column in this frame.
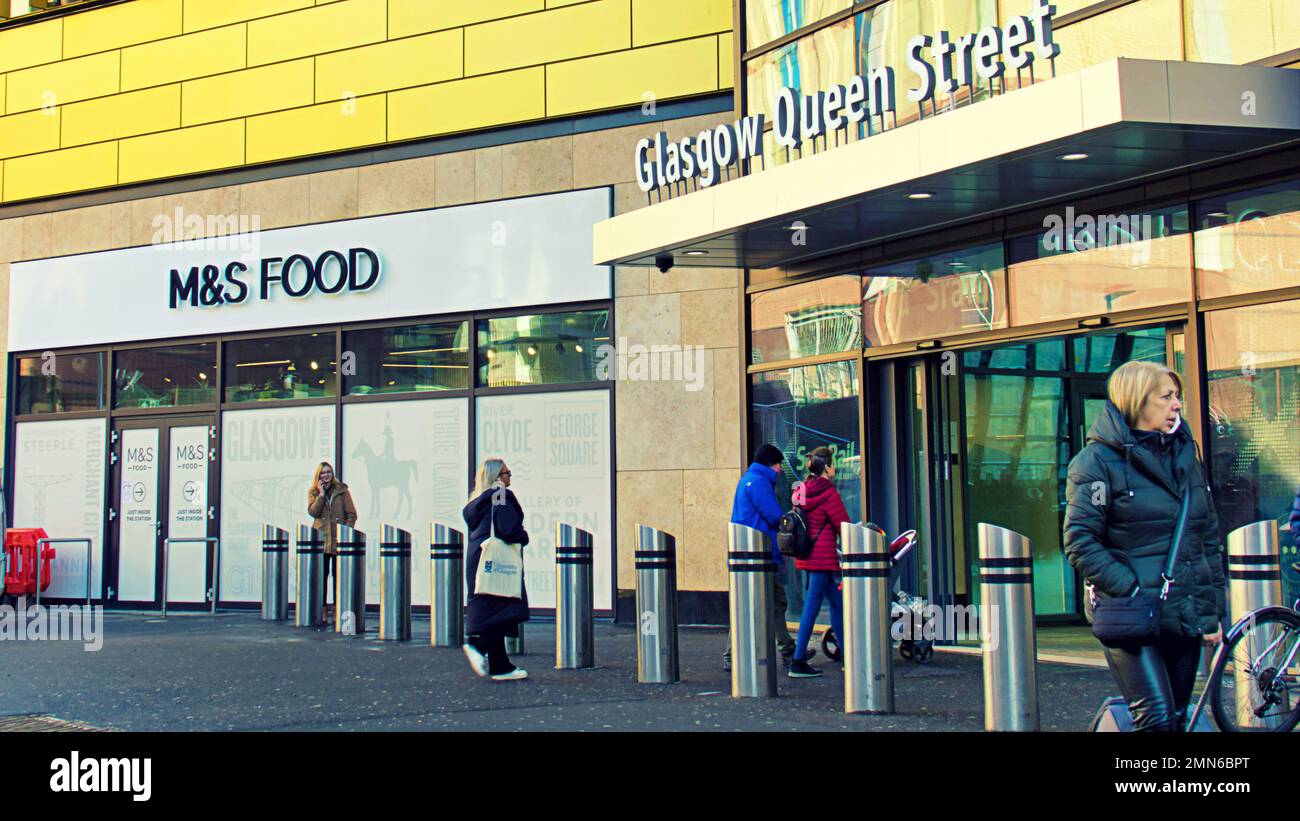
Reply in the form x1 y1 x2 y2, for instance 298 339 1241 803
555 523 595 669
261 525 289 621
728 522 777 698
295 524 325 628
430 523 464 647
978 523 1039 731
841 522 893 714
1227 520 1287 730
335 525 366 635
635 524 679 684
380 524 412 641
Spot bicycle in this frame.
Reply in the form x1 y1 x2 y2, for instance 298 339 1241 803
1188 596 1300 732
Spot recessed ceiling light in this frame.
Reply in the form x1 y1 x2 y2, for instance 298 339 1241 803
907 192 934 200
683 249 709 256
1058 152 1089 161
947 261 966 268
1205 211 1230 219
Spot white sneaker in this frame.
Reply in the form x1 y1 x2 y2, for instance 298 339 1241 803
491 668 528 681
462 643 488 677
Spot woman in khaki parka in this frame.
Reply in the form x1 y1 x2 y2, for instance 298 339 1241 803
307 461 357 616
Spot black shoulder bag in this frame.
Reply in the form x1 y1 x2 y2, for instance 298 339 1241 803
1089 489 1190 647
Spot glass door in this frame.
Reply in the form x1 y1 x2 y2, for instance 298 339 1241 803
108 416 215 608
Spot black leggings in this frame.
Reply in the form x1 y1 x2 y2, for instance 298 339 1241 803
469 626 517 676
1102 635 1202 732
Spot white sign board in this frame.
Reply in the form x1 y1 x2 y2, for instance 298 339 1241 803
167 426 210 604
116 428 159 603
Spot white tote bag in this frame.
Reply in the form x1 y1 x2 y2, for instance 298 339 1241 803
473 499 524 599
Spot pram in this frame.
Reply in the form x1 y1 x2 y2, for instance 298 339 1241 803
818 526 935 664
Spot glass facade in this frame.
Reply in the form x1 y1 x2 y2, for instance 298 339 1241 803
1185 0 1300 65
343 321 470 395
1194 180 1300 300
863 243 1007 346
223 334 337 403
15 352 104 415
476 310 610 388
750 274 862 363
113 344 217 409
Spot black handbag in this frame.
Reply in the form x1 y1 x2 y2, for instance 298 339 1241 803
1088 489 1190 648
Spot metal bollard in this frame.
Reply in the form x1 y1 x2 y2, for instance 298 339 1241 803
635 524 679 684
335 525 366 635
728 522 778 698
1226 520 1287 729
430 523 464 647
295 524 325 627
555 523 595 669
261 525 290 621
978 523 1039 732
506 629 525 656
841 521 893 714
380 524 412 641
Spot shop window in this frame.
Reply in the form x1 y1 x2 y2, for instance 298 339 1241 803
223 334 336 403
863 243 1007 347
1194 180 1300 300
745 0 854 51
745 16 855 137
342 322 469 396
1072 327 1167 373
751 360 862 520
962 339 1066 371
1053 0 1183 76
750 275 862 364
1007 204 1192 324
1205 301 1300 603
15 351 104 415
1185 0 1299 65
113 344 217 410
476 310 610 388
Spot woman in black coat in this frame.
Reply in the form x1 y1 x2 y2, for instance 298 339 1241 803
461 458 530 681
1064 361 1225 731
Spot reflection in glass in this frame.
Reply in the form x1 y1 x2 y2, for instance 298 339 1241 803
16 352 104 415
745 0 853 50
750 275 862 364
963 372 1073 615
224 334 336 402
963 339 1066 371
1007 205 1191 323
476 310 610 388
1185 0 1300 65
1205 302 1300 599
751 360 861 521
745 18 854 128
343 322 469 395
114 344 217 409
1194 180 1300 300
863 243 1007 346
1073 327 1166 373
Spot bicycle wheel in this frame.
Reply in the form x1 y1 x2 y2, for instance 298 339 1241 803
1210 607 1300 732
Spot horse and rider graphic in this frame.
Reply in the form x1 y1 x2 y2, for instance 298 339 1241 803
351 417 418 519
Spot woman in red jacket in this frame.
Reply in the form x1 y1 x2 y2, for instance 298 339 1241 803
789 446 850 678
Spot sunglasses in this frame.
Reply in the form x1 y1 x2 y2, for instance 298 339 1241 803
498 470 512 477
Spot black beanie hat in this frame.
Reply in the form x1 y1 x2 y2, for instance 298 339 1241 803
754 443 784 467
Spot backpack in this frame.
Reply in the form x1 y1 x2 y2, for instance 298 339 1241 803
776 507 826 559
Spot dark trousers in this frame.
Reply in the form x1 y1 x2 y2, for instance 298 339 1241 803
469 625 517 675
1103 634 1202 732
723 571 796 662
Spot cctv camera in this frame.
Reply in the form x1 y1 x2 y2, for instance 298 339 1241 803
655 254 674 273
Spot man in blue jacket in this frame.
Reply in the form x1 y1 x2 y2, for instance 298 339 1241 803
724 443 799 671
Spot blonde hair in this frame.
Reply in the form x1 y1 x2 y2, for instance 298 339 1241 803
1108 361 1183 427
309 461 336 499
471 458 507 501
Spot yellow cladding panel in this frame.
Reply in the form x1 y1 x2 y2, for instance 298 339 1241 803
62 85 181 147
119 120 245 183
2 142 117 202
719 32 733 88
63 0 183 58
546 0 589 7
548 36 719 116
315 29 463 102
0 19 62 75
182 59 314 126
0 110 61 160
248 0 387 66
389 67 544 141
464 0 631 76
6 51 120 115
184 0 314 32
246 94 386 163
632 0 731 48
121 25 248 92
389 0 543 38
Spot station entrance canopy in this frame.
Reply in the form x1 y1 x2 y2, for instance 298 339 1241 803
593 59 1300 271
